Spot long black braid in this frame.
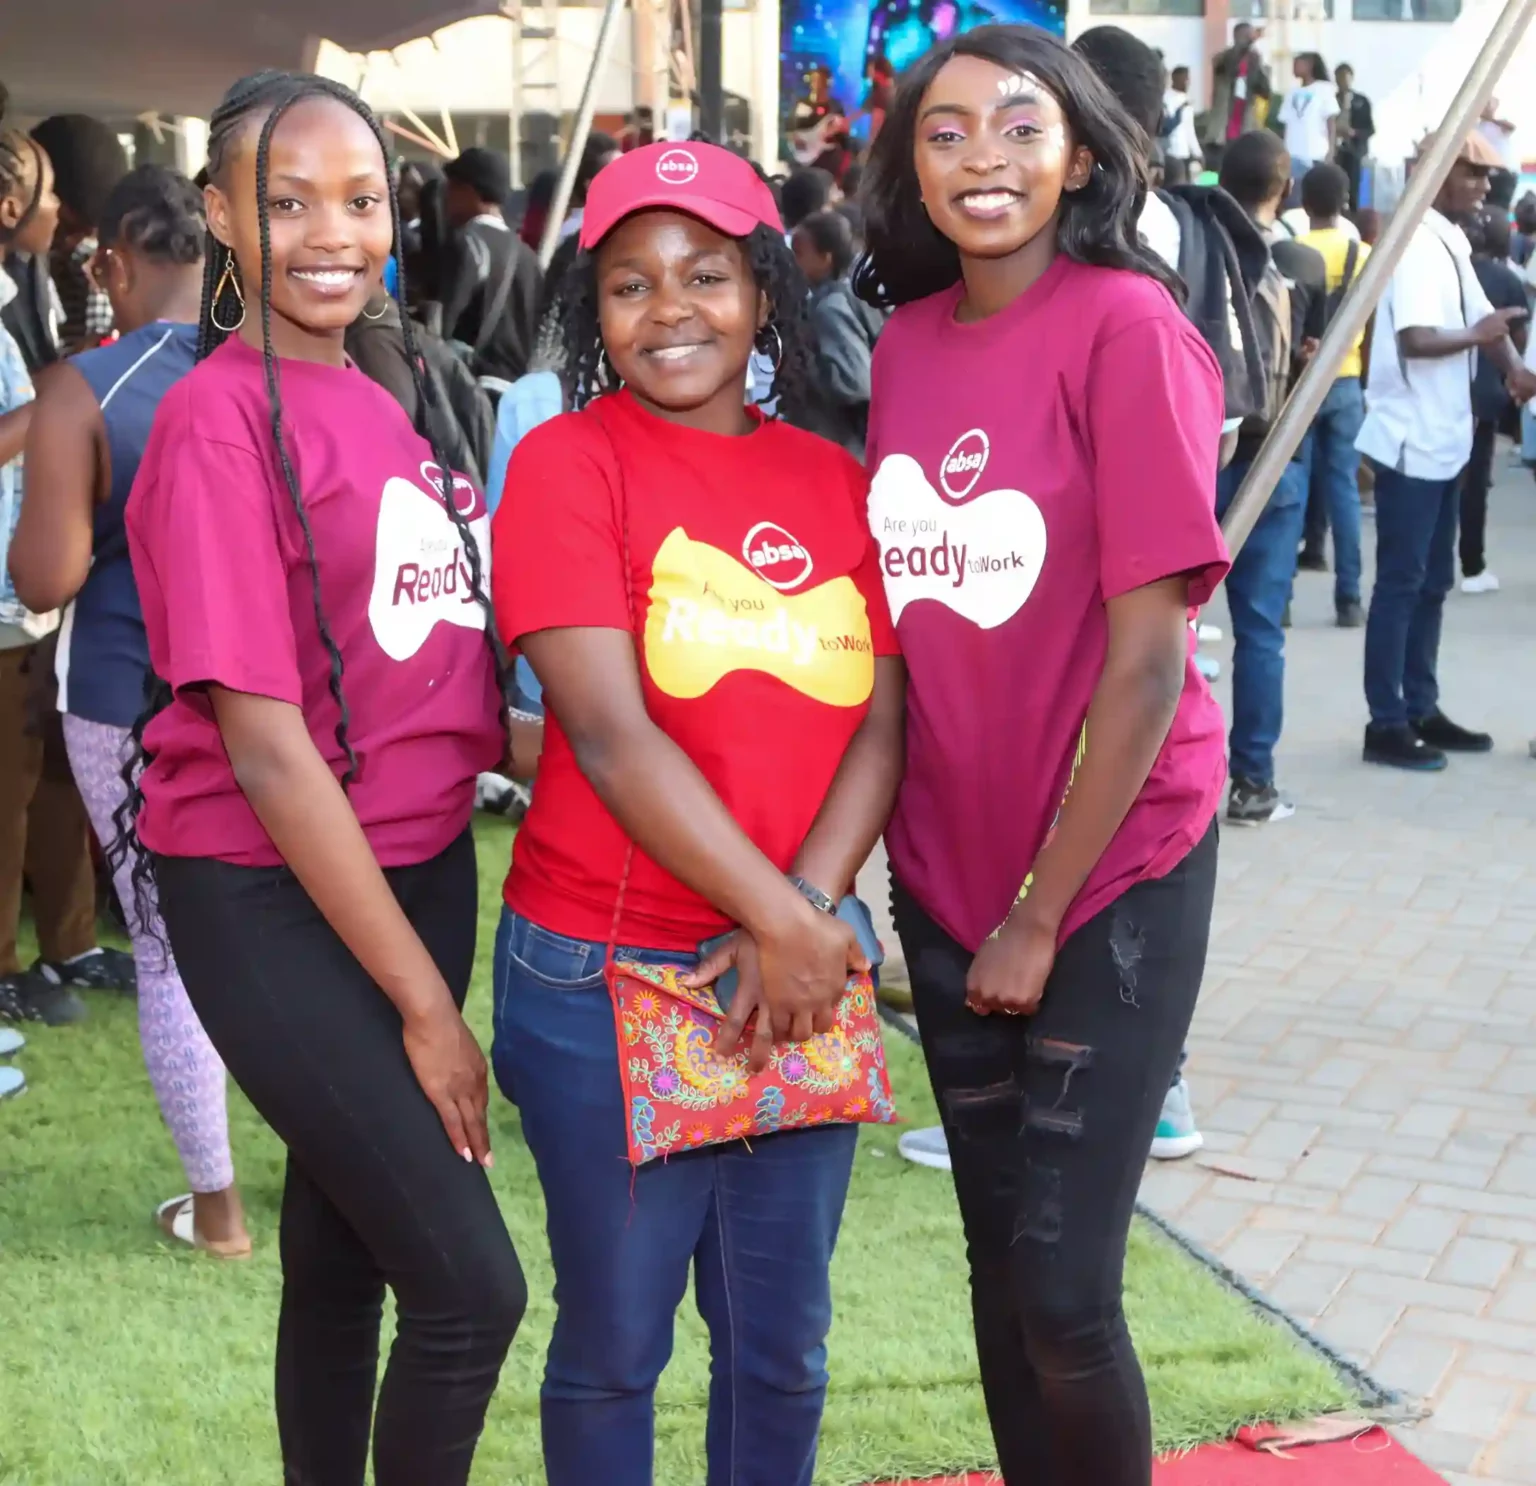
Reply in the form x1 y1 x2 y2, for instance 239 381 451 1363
111 70 508 922
550 222 818 424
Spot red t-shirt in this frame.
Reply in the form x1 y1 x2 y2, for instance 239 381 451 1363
492 390 898 950
127 336 503 867
866 257 1229 955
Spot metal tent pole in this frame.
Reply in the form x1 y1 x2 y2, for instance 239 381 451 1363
538 0 629 270
1218 0 1536 564
698 0 724 143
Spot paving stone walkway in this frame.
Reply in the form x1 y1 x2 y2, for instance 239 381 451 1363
859 454 1536 1483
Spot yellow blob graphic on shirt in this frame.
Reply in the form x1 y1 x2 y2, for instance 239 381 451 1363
643 527 875 705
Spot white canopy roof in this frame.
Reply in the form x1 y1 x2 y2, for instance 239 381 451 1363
3 1 501 119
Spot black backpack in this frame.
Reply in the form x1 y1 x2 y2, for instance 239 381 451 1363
1156 185 1275 426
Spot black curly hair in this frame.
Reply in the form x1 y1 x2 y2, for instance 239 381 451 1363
111 70 507 921
98 164 205 264
550 220 818 426
852 24 1183 309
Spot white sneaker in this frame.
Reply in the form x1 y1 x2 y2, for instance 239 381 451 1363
1150 1078 1204 1160
0 1027 23 1057
1196 622 1224 643
1461 571 1500 594
1194 653 1221 682
0 1064 25 1100
897 1125 952 1171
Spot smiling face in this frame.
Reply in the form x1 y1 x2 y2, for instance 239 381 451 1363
595 209 765 433
205 96 393 357
913 55 1091 274
1438 157 1492 223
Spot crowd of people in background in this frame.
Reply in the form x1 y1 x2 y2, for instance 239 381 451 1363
2 20 1536 1486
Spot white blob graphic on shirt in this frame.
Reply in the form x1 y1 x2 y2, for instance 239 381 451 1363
868 452 1046 631
369 473 491 662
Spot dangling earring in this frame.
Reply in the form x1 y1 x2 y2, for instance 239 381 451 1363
757 324 784 374
362 297 390 321
210 254 246 332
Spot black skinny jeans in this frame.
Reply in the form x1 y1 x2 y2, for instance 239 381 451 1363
157 830 525 1486
892 822 1217 1486
1458 416 1498 579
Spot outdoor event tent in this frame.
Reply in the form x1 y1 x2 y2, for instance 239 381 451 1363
2 1 503 118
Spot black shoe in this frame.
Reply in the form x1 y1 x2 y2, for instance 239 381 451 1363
1336 599 1365 629
1228 777 1297 826
35 947 136 996
0 969 88 1027
1296 548 1330 573
1363 724 1448 772
1412 710 1494 754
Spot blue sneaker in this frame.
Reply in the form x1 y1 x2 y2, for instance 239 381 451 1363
0 1064 25 1100
1150 1078 1204 1160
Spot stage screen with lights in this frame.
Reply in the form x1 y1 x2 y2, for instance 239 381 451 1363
780 0 1068 155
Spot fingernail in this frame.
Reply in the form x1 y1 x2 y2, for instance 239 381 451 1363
462 1147 473 1162
484 1153 495 1169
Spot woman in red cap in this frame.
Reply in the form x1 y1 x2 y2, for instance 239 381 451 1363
488 140 905 1485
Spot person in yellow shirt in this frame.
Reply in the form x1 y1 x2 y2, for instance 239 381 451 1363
1297 162 1370 627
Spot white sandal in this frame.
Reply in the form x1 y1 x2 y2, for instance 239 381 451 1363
155 1193 252 1260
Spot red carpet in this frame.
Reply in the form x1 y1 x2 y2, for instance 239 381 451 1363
871 1429 1447 1485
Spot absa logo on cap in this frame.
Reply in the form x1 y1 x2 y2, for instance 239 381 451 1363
742 521 814 591
656 148 700 186
939 428 990 502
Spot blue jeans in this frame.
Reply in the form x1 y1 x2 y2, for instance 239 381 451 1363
1364 463 1461 729
491 909 859 1486
1216 458 1308 786
1304 377 1366 605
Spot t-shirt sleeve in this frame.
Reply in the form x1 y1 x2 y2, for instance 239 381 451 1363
841 457 899 657
1393 230 1455 331
1320 87 1341 121
132 423 301 704
491 414 629 646
1088 312 1229 607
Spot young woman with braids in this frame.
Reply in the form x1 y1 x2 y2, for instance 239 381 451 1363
856 27 1227 1485
116 72 526 1483
488 141 905 1485
10 165 249 1255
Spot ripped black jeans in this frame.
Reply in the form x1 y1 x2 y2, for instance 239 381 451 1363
891 822 1216 1486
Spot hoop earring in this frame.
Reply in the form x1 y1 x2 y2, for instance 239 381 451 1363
362 297 390 321
209 255 246 332
758 323 784 374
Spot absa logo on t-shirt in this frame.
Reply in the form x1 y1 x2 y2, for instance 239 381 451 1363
867 425 1046 631
742 521 814 591
656 148 700 186
939 428 990 501
368 465 491 662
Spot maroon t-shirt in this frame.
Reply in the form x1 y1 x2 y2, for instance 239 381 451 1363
866 257 1230 953
127 336 503 867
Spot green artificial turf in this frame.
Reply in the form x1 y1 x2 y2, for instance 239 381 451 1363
0 819 1354 1485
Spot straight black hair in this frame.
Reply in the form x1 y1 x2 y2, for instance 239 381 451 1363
112 70 507 917
852 24 1183 309
1296 53 1330 84
796 209 856 278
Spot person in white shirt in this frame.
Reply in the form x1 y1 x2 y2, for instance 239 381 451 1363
1161 66 1204 185
1279 54 1340 202
1357 129 1536 771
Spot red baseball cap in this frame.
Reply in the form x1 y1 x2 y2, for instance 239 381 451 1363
579 141 784 250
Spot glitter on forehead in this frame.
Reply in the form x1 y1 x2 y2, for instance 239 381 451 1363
997 70 1046 97
1044 123 1067 150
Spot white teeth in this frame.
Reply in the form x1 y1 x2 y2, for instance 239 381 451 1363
649 345 701 360
293 270 357 286
962 192 1019 211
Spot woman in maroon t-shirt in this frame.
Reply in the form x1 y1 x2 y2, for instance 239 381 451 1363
117 73 534 1484
855 27 1228 1486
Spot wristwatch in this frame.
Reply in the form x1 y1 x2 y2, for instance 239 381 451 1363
788 874 837 915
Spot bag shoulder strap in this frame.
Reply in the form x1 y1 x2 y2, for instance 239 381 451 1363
1341 238 1360 294
474 233 522 358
